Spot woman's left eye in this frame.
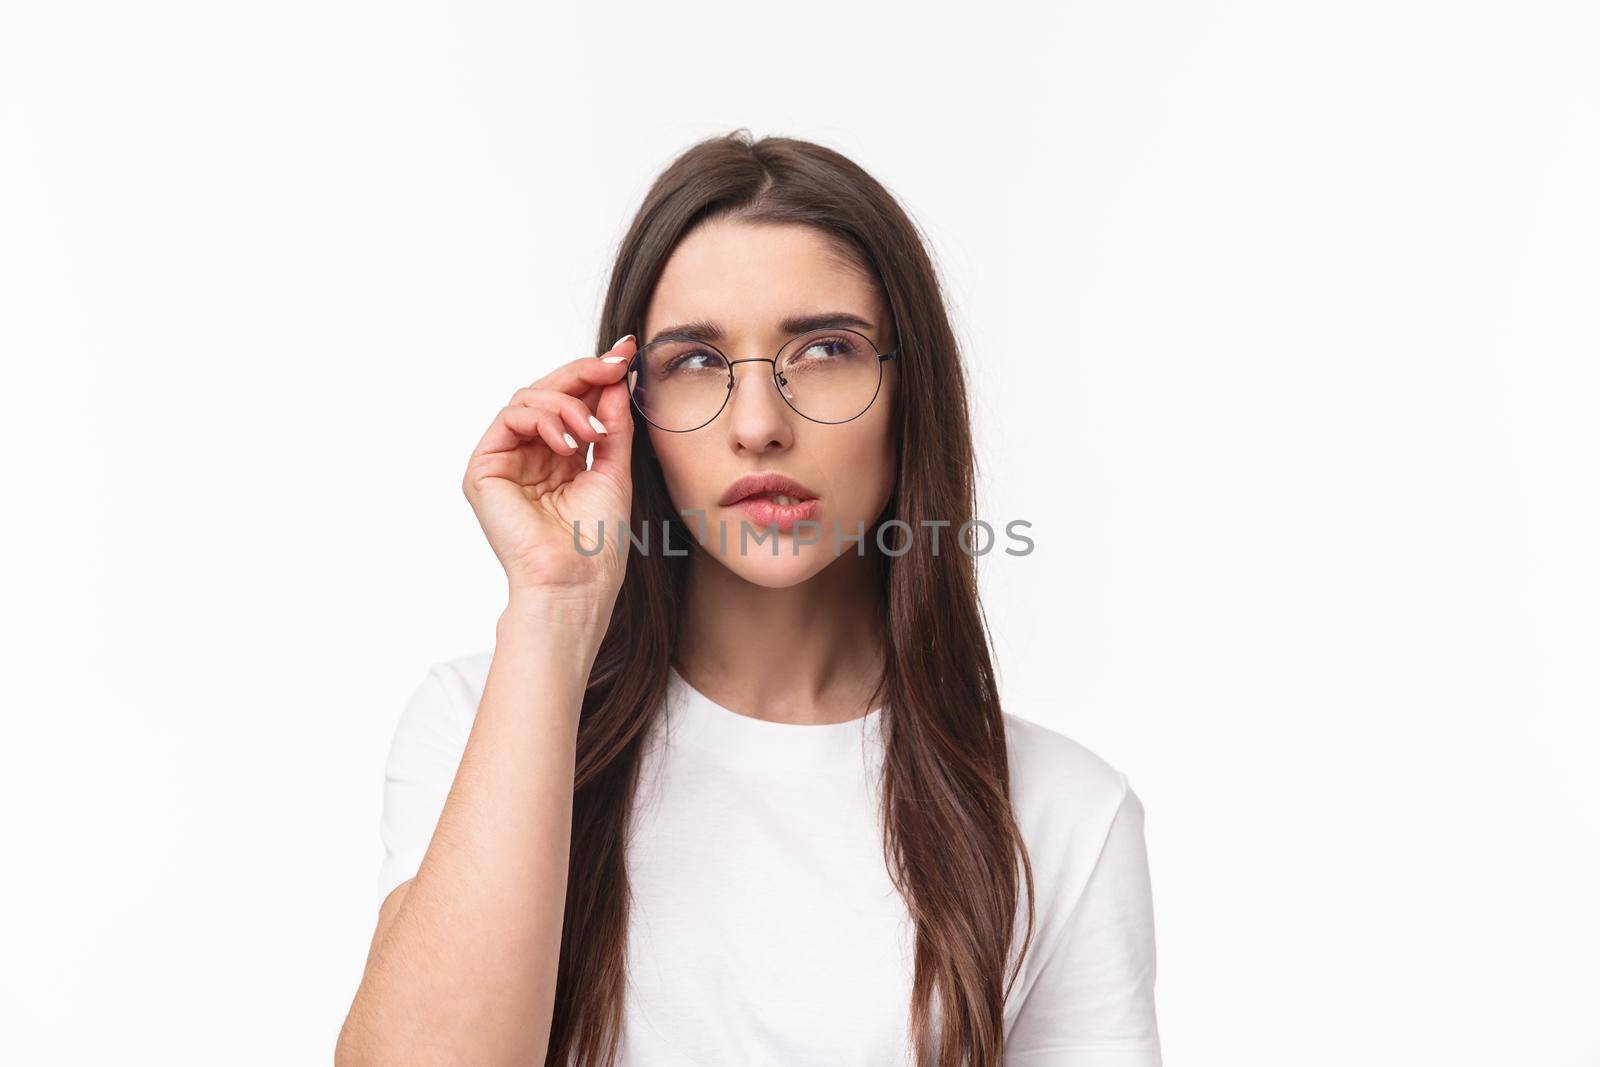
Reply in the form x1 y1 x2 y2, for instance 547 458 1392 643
801 337 848 359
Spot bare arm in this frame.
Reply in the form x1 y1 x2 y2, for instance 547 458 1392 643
336 598 609 1065
337 334 638 1065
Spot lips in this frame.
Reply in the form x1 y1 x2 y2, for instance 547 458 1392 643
717 471 819 507
718 471 820 534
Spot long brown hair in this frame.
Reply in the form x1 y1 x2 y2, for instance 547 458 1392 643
550 129 1036 1067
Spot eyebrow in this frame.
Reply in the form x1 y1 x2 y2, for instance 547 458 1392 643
645 311 876 348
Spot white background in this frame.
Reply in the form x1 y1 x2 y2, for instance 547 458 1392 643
3 0 1596 1063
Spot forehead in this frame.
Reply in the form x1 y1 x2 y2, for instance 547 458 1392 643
644 219 881 342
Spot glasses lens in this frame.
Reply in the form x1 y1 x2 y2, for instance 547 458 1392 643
629 340 732 431
776 328 883 423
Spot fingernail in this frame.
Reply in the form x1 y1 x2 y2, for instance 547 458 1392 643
611 333 634 350
562 432 577 449
588 415 608 435
601 354 627 364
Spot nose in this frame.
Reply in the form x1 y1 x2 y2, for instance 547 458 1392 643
724 358 795 452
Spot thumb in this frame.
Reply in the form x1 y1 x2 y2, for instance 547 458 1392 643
589 377 635 485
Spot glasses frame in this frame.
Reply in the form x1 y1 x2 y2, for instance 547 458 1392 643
626 326 900 433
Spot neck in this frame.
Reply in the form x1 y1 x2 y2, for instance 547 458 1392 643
675 547 886 726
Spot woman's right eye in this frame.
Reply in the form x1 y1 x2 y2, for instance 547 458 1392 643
662 349 725 375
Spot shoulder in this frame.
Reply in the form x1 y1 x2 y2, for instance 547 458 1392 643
1003 711 1131 812
388 649 494 750
1000 713 1154 973
998 715 1161 1048
373 649 493 907
424 648 494 708
1001 712 1140 866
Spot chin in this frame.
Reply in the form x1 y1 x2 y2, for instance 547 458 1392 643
714 546 835 589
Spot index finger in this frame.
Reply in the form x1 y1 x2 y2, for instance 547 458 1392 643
531 334 638 397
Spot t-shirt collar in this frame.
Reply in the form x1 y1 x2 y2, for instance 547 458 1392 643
662 663 888 774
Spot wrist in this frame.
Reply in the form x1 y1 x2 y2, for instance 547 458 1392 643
499 586 613 639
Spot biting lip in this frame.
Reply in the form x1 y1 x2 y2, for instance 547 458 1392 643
718 471 819 507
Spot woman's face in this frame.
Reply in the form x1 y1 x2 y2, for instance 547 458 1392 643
640 217 898 588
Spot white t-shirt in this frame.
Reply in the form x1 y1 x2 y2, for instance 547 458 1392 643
376 652 1163 1066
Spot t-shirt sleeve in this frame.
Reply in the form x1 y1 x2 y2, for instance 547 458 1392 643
374 662 474 909
1006 777 1163 1066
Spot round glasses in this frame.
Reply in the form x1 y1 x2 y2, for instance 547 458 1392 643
626 326 899 432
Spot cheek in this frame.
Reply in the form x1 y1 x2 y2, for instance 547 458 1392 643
825 416 898 514
862 389 898 479
648 429 730 520
647 428 695 502
865 423 898 502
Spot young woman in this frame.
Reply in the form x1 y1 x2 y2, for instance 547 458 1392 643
337 131 1162 1067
